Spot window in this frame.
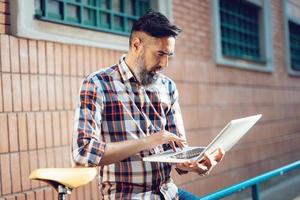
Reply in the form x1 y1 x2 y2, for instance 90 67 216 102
212 0 273 72
289 21 300 71
283 0 300 76
34 0 150 36
10 0 172 50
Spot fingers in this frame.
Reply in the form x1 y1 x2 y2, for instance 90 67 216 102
211 147 225 162
162 131 186 150
169 141 176 152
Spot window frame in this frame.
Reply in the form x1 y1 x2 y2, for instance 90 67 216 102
10 0 172 51
283 0 300 76
211 0 273 72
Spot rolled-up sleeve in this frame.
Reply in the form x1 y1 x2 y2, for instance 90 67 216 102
72 77 106 166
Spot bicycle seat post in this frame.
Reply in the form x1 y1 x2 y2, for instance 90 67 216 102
58 184 71 200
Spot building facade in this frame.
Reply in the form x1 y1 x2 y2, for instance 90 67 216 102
0 0 300 199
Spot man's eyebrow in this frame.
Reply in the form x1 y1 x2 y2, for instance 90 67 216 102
158 50 174 56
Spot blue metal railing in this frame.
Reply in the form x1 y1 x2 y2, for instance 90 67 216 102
200 160 300 200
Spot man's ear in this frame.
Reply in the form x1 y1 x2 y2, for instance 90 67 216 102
131 37 142 53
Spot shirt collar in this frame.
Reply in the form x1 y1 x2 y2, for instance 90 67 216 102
118 54 137 83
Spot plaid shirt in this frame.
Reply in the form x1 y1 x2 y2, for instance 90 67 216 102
72 55 186 199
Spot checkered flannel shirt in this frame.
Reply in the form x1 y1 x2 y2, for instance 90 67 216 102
72 55 187 199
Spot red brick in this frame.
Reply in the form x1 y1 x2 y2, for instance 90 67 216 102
37 150 47 187
55 76 63 110
60 111 68 146
67 111 74 145
2 73 13 111
4 196 15 200
91 179 99 199
10 153 21 192
0 114 8 153
27 113 37 150
44 112 53 148
62 146 71 167
19 39 29 73
1 154 11 194
16 193 26 200
70 191 77 200
44 187 54 200
29 151 39 188
0 74 2 112
0 13 9 25
84 184 91 200
20 152 31 191
30 75 39 111
0 35 10 72
83 46 91 75
11 74 22 111
70 77 78 109
76 46 84 76
96 48 103 68
69 45 77 76
25 191 35 200
54 147 63 168
54 43 62 75
29 40 38 73
0 24 9 34
18 113 28 151
90 47 97 72
62 44 70 75
39 75 48 110
45 148 55 168
21 75 31 111
35 189 44 200
75 187 84 200
46 42 54 74
10 36 20 73
52 112 61 146
47 76 56 110
8 113 19 152
0 2 9 14
35 112 45 149
37 41 46 74
63 77 71 110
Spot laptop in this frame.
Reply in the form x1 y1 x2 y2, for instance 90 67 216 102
142 114 262 163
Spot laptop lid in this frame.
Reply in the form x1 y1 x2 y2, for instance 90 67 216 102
195 114 262 161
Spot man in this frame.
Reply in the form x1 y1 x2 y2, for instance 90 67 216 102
72 10 224 199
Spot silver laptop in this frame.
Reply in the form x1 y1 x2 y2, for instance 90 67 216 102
142 114 262 163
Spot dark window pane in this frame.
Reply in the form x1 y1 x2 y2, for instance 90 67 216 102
66 4 80 23
84 8 96 26
289 21 300 71
113 15 123 30
100 0 110 9
112 0 122 13
125 0 136 15
48 0 62 19
220 0 261 62
35 0 151 35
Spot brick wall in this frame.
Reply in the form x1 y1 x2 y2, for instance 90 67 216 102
0 0 300 199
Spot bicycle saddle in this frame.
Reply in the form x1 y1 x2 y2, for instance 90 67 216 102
29 167 97 191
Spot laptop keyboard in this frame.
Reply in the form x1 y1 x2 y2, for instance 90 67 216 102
171 147 204 159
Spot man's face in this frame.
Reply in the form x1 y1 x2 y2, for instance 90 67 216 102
136 36 175 86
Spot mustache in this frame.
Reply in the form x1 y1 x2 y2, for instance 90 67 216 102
152 65 162 72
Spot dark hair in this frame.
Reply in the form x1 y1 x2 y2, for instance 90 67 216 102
130 10 182 40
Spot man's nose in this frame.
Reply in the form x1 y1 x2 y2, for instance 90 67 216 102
159 56 169 69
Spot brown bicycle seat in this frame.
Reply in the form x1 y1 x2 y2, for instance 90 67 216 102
29 167 97 190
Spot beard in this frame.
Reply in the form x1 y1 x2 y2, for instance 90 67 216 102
136 53 161 86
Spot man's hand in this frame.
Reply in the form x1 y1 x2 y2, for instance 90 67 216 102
176 148 225 176
145 130 186 151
